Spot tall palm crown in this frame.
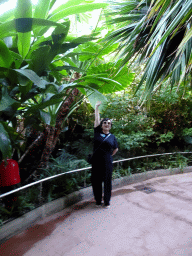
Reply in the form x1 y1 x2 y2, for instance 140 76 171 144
105 0 192 100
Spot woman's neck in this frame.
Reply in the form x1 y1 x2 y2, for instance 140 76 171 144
102 129 109 134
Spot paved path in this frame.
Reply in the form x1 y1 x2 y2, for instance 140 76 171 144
1 172 192 256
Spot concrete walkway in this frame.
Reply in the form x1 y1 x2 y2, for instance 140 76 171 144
1 172 192 256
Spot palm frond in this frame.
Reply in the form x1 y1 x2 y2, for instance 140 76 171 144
104 0 192 99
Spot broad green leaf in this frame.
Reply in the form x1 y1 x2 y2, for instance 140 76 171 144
61 57 78 67
26 95 65 114
51 61 68 76
32 18 66 29
50 0 92 16
54 65 85 73
45 84 58 94
29 45 51 75
56 83 94 95
51 20 70 44
79 54 96 62
84 63 135 94
33 0 57 37
34 0 51 19
0 40 13 68
15 0 32 19
0 18 66 39
49 3 108 22
15 0 32 58
50 0 57 10
0 20 15 39
71 33 99 44
62 51 94 58
87 89 108 112
0 9 14 22
17 32 31 59
10 51 23 69
0 123 12 159
40 110 51 125
14 69 48 88
114 69 135 88
57 42 80 55
0 86 17 111
29 42 79 74
99 44 119 57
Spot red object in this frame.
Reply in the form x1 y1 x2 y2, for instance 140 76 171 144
0 159 21 187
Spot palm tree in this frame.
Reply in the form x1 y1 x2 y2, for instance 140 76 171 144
105 0 192 101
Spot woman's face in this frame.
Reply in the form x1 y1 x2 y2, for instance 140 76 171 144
101 120 112 131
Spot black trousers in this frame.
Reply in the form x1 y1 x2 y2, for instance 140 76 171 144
91 157 113 205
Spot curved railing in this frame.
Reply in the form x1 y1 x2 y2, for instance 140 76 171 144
1 151 192 199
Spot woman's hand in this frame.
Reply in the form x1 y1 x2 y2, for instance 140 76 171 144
112 148 118 156
94 101 101 127
95 101 101 108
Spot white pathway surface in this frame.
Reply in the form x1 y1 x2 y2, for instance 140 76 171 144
2 172 192 256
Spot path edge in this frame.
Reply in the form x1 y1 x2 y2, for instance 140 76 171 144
1 166 192 243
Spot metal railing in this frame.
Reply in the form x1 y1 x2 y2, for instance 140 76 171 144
0 151 192 199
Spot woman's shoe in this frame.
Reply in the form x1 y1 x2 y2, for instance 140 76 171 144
103 203 110 208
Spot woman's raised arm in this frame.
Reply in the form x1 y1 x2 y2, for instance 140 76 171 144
94 101 101 127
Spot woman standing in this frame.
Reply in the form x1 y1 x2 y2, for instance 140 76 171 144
91 101 118 208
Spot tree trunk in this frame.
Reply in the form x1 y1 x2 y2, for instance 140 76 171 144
38 125 56 168
18 132 46 164
38 88 79 168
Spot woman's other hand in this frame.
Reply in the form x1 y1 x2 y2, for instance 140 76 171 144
112 148 118 156
95 101 101 107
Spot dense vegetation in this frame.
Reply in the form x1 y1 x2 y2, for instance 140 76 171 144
0 0 192 223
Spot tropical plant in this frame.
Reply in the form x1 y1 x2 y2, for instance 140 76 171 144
104 0 192 101
0 0 136 175
0 0 106 159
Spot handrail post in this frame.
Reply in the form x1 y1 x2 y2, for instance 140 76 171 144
84 169 87 188
39 182 43 205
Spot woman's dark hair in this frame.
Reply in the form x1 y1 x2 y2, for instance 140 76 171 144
100 118 112 127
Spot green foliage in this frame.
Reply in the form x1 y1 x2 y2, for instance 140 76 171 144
38 149 91 198
0 191 36 224
104 0 192 101
0 0 115 161
156 132 174 146
0 149 92 224
66 138 93 159
68 81 192 157
0 122 12 159
182 128 192 145
84 62 135 94
182 128 192 137
39 149 89 176
112 164 132 179
125 154 189 174
62 42 135 112
0 40 13 67
150 88 192 136
115 129 155 152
